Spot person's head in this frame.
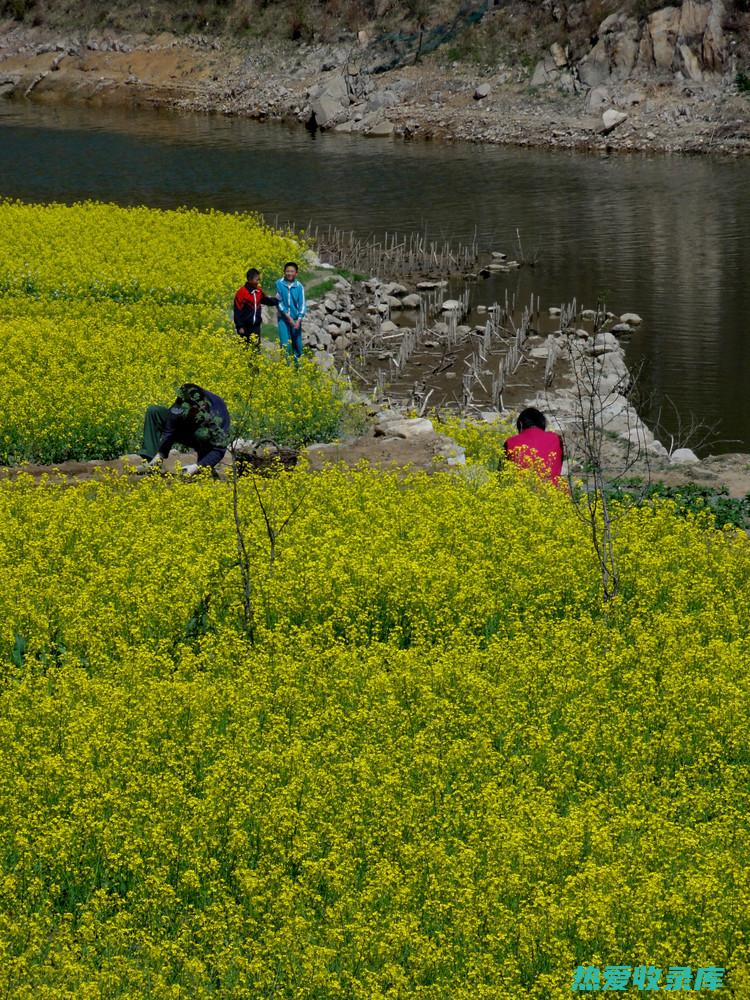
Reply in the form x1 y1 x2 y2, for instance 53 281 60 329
172 383 206 419
516 407 547 432
283 261 299 282
245 267 260 289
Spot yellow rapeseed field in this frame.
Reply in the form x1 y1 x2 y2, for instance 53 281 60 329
0 201 344 462
0 202 748 997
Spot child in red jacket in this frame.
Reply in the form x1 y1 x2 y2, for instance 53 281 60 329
233 268 278 349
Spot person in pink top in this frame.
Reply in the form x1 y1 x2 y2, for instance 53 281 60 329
503 407 565 486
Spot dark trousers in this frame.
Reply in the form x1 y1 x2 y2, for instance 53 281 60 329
139 405 226 468
236 323 262 350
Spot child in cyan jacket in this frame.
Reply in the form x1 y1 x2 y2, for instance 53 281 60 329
233 268 279 349
275 261 306 361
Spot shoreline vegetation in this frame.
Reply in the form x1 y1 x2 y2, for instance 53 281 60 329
1 1 750 158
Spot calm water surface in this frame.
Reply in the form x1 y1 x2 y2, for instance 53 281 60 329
1 100 748 452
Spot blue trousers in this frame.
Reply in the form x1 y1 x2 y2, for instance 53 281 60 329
278 318 303 360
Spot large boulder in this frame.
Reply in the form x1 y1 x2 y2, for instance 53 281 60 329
679 0 711 39
578 15 639 86
589 331 621 355
530 56 558 87
670 447 700 464
367 119 394 137
648 6 681 70
611 28 639 80
578 40 611 88
702 0 726 71
309 74 349 127
601 109 628 133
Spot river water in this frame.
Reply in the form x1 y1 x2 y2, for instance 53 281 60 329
1 99 748 453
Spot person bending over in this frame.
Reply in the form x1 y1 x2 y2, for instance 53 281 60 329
503 406 565 486
138 383 230 476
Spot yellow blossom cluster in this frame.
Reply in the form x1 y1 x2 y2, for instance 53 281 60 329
0 464 748 997
437 412 515 468
0 200 301 306
0 202 344 462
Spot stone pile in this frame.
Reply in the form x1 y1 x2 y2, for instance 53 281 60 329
285 274 427 368
520 315 683 472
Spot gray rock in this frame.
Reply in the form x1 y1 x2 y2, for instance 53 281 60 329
611 323 634 335
648 439 670 458
367 89 399 112
600 12 627 34
401 293 421 309
367 119 394 137
680 0 711 38
474 83 492 100
441 299 461 312
619 312 642 325
531 58 557 88
437 439 467 465
703 0 726 72
590 331 620 354
601 109 628 133
578 42 611 88
598 352 630 381
551 42 568 68
586 85 610 111
379 320 399 334
648 6 681 71
311 93 346 128
377 418 434 439
375 408 405 424
670 447 700 464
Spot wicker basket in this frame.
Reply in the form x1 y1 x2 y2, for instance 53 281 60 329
234 438 298 477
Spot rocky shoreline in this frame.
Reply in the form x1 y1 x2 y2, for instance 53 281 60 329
1 14 749 157
295 266 750 497
15 265 739 499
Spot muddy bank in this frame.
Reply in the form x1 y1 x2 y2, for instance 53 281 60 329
1 21 749 157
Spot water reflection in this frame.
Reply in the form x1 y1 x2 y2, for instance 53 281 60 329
0 99 748 451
